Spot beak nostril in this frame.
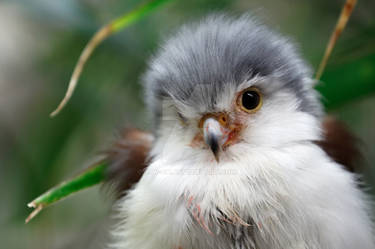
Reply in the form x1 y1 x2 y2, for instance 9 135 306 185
218 113 228 127
221 116 226 123
198 112 228 128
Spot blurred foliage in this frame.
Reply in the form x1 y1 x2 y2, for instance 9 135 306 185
0 0 374 249
319 53 375 108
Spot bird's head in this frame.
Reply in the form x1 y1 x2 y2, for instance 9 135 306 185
143 15 322 164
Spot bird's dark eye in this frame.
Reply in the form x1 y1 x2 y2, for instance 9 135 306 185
237 87 262 113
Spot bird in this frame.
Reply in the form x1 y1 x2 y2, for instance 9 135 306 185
104 14 375 249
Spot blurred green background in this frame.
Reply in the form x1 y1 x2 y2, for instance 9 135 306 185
0 0 374 248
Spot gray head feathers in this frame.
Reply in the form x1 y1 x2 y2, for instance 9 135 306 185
142 14 322 128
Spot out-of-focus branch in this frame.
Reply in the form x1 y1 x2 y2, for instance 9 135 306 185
315 0 357 80
50 0 173 117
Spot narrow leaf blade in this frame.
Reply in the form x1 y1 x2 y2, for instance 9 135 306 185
26 162 107 223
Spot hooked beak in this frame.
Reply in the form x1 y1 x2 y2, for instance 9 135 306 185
202 117 227 162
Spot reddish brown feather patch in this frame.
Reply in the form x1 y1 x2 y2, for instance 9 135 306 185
105 128 153 197
317 116 361 172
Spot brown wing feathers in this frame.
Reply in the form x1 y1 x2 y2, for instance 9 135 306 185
105 117 361 196
105 128 153 197
317 116 361 173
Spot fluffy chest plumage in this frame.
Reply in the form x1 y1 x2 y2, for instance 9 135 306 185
112 143 354 249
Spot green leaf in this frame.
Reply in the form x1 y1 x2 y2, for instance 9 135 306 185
111 0 173 33
26 162 107 223
317 53 375 109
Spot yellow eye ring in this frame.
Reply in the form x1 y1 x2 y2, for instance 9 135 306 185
236 87 263 113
